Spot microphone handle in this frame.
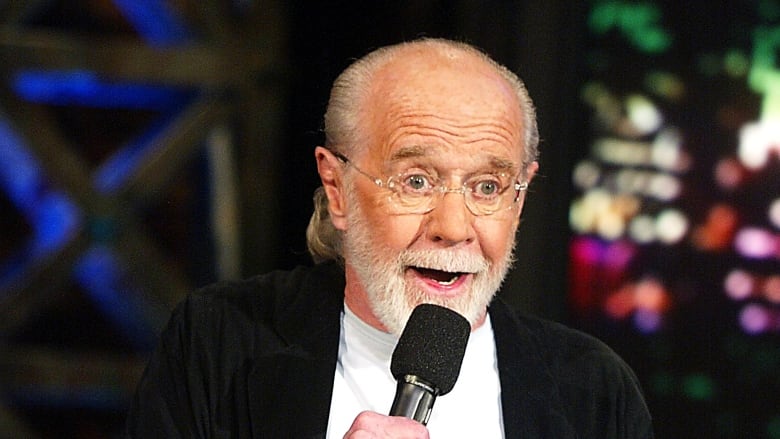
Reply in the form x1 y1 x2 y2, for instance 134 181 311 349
389 375 438 425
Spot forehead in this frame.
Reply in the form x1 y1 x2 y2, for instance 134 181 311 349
386 144 518 172
359 49 525 166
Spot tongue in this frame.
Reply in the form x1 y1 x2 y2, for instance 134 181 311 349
415 267 459 283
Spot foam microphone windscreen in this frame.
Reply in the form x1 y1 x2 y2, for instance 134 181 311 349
390 304 470 395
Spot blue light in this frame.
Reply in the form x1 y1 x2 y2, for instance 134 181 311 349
73 246 159 351
111 0 193 46
1 0 197 359
2 0 197 355
0 118 43 210
0 119 81 254
31 192 81 255
12 70 192 109
0 120 82 293
93 96 195 193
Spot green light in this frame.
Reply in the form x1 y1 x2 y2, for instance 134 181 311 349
589 1 622 34
682 373 716 401
589 1 672 54
618 3 660 30
748 26 780 119
724 49 750 77
633 32 671 54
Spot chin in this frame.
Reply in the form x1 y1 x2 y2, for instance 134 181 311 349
370 270 500 336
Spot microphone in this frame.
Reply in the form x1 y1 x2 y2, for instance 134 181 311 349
389 304 470 425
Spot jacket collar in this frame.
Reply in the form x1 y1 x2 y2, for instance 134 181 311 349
247 262 345 438
490 299 576 438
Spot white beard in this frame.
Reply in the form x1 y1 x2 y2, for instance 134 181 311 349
342 188 516 336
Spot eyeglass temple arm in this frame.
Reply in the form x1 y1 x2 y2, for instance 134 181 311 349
330 150 350 164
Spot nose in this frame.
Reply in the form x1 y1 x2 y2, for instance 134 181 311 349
424 190 475 246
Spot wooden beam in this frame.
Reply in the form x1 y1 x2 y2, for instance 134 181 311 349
1 345 147 405
0 27 276 87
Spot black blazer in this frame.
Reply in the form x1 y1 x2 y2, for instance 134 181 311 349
126 262 653 438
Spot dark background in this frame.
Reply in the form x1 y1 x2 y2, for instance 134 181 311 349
0 1 777 438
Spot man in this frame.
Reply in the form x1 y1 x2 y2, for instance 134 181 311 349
126 38 653 438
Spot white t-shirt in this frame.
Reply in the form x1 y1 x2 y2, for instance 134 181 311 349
326 304 505 438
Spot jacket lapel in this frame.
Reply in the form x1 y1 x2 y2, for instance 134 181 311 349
490 299 577 438
246 263 345 438
247 349 337 438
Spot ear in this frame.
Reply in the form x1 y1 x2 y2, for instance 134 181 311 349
524 160 539 184
315 146 348 230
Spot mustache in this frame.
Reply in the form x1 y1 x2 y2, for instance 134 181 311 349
397 249 490 274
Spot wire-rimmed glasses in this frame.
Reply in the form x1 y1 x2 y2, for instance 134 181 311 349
332 150 529 216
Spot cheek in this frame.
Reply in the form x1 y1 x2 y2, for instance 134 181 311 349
475 219 518 262
366 214 423 250
350 187 423 250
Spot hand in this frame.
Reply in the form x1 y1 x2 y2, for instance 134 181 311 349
343 411 430 438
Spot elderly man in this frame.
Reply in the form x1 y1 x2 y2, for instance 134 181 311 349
126 38 653 438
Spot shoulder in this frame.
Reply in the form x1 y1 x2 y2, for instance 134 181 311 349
182 262 343 321
126 263 346 436
491 298 635 379
490 299 653 438
162 262 345 353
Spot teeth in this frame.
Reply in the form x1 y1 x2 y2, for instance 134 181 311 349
437 275 460 286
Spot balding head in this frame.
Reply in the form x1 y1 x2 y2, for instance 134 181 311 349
308 38 539 264
323 38 539 167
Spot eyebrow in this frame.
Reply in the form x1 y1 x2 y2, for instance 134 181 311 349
389 145 518 171
489 156 517 172
389 145 427 161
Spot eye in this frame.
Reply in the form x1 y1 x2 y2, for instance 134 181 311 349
398 171 436 194
471 176 504 199
406 174 431 190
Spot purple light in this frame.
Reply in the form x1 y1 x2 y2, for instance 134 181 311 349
739 304 770 334
604 240 637 270
570 236 605 264
634 308 663 333
734 227 778 259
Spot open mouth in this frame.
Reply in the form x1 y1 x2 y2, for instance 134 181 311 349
411 267 467 286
